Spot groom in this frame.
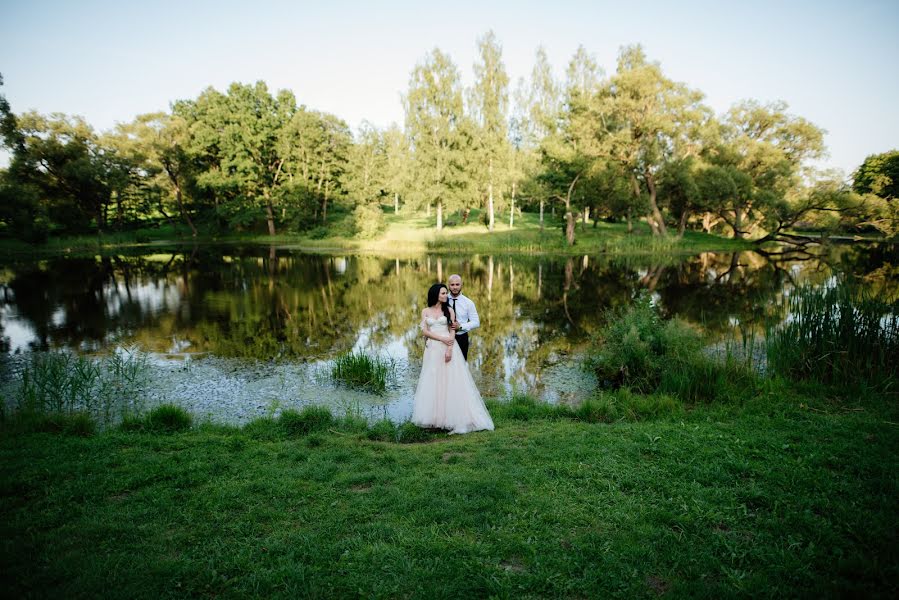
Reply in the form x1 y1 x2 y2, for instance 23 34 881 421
447 274 479 361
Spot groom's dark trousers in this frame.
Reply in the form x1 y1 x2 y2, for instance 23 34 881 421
457 332 469 361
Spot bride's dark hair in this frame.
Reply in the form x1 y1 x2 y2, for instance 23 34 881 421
427 283 452 323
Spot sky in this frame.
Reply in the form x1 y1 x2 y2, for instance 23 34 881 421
1 0 897 176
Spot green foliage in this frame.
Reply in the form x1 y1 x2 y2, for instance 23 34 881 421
853 149 899 200
352 202 386 239
15 411 97 436
497 393 570 421
330 351 393 394
766 282 899 392
144 404 192 433
279 406 334 437
572 395 619 423
13 350 150 427
590 297 756 403
365 418 397 442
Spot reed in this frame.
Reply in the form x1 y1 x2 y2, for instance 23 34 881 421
766 283 899 392
330 351 393 394
13 349 150 426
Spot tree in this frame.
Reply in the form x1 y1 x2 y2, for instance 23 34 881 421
381 124 411 213
344 121 386 206
177 82 296 235
277 108 351 228
593 45 711 237
853 150 899 200
715 100 826 238
110 112 199 235
512 47 562 232
469 31 510 232
403 48 468 231
3 111 110 234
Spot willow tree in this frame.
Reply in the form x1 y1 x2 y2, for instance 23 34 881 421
469 31 510 232
404 48 467 231
594 45 710 237
714 100 826 239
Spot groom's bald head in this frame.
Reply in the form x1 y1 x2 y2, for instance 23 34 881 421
448 274 462 296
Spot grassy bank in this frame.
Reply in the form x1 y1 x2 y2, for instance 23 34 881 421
0 209 753 258
1 395 897 598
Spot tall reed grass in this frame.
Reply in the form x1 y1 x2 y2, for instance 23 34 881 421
766 283 899 392
330 351 393 394
12 349 151 426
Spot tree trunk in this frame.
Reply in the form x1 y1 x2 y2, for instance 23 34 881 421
394 192 399 213
488 182 495 232
645 170 667 236
539 199 544 232
564 173 581 246
174 182 197 237
436 200 443 231
509 181 516 229
265 196 277 236
627 207 633 233
677 210 689 238
733 207 744 239
115 192 124 230
426 203 431 218
565 212 576 245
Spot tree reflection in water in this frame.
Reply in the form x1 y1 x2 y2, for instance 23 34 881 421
0 243 896 400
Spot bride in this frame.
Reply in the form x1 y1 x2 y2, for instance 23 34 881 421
411 283 494 434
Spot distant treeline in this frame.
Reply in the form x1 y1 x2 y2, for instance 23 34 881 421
0 34 896 244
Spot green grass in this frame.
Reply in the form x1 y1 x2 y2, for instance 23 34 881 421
766 282 899 393
1 208 753 258
11 350 151 427
330 351 394 394
1 395 895 598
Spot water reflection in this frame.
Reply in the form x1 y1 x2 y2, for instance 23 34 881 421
1 243 896 415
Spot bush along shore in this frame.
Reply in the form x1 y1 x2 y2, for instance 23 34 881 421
1 285 897 597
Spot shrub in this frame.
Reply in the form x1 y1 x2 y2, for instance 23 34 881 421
352 203 387 239
590 296 756 403
145 404 192 433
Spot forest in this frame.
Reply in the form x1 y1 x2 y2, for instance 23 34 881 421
1 35 897 248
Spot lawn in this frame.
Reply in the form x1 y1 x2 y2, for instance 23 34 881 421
2 396 896 598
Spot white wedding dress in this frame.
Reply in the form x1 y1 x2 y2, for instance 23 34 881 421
411 315 494 434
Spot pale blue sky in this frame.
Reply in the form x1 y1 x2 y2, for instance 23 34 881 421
1 0 897 176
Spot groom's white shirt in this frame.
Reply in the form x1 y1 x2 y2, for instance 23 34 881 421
448 293 479 336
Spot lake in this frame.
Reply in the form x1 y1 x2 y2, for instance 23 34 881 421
1 242 895 423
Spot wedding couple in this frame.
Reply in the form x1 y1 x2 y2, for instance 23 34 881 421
411 274 494 434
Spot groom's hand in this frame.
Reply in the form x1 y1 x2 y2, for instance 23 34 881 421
443 336 454 346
